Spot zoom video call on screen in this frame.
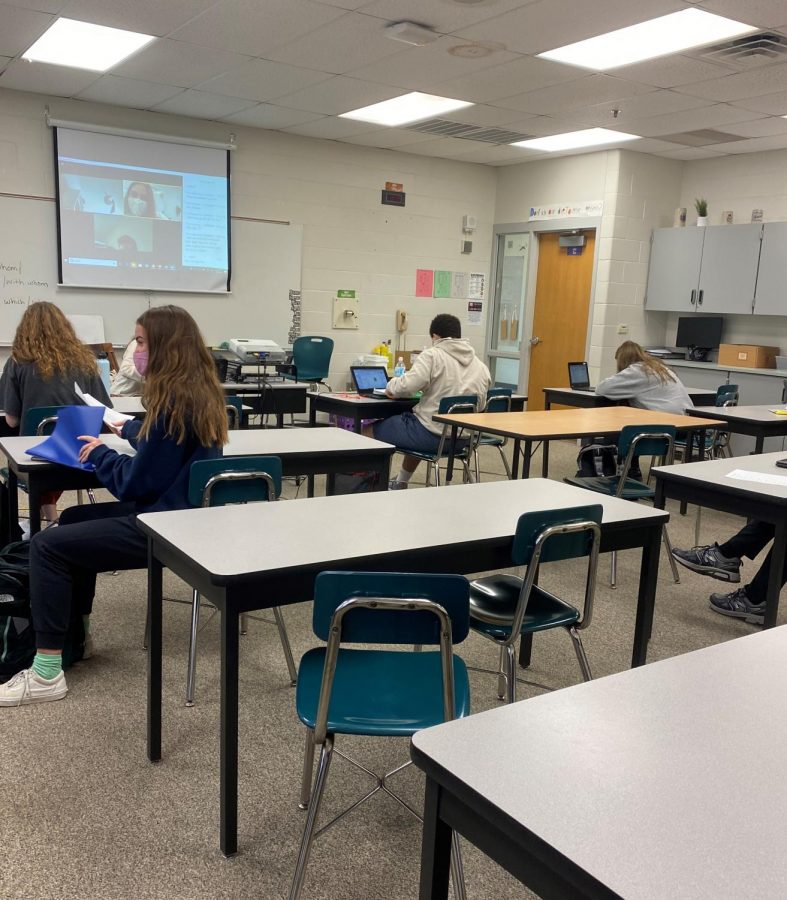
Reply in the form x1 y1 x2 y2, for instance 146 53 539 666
54 127 231 293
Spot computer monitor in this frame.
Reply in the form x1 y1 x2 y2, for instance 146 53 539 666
675 316 723 361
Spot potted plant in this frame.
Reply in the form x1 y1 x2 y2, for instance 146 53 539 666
695 198 709 226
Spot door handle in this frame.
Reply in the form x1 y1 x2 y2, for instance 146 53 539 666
529 336 541 346
697 289 704 306
690 289 696 306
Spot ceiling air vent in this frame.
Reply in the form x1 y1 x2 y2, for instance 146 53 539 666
659 129 748 147
404 118 533 144
698 32 787 68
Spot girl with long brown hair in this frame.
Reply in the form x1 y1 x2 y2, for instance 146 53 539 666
596 340 693 414
0 305 228 706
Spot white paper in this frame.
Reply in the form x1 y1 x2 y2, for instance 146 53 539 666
726 468 787 486
75 383 135 426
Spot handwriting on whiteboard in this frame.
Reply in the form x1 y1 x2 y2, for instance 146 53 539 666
1 260 50 306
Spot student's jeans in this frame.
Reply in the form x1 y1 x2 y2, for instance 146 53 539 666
30 501 147 650
719 520 787 604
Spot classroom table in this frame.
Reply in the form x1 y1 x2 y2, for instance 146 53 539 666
433 407 720 480
220 381 307 427
653 450 787 629
412 626 787 900
543 385 717 410
688 404 787 454
0 428 394 534
137 478 668 856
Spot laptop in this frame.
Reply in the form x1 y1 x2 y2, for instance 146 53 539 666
567 361 596 392
350 365 390 397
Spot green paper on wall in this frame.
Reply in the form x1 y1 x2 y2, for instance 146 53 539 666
433 270 451 298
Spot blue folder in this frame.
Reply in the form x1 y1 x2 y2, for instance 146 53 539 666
28 405 105 471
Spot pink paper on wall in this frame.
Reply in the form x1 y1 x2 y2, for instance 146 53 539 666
415 269 434 298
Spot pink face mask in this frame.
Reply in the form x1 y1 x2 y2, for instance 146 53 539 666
133 350 148 376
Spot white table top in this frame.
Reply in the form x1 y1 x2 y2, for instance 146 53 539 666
137 478 667 580
307 391 415 406
691 404 787 423
413 626 787 900
653 450 787 501
109 397 144 415
0 434 133 469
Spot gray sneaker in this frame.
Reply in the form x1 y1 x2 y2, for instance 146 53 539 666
671 543 741 582
388 479 408 490
709 587 765 625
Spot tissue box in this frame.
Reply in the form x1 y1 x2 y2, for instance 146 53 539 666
717 344 779 369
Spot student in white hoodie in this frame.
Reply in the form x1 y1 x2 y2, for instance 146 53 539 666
372 313 491 489
595 340 693 414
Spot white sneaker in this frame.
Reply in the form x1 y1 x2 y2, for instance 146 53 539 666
0 668 68 706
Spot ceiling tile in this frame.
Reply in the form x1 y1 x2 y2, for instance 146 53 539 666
0 4 54 56
623 102 763 137
219 103 323 128
698 0 787 28
340 127 437 148
500 74 652 115
673 63 787 102
430 54 580 104
0 0 66 12
453 0 684 56
444 103 535 127
75 74 183 108
0 59 99 96
706 132 787 153
721 116 787 137
197 58 332 102
112 38 249 88
391 135 488 158
58 0 219 36
281 116 378 139
356 0 533 33
729 89 787 114
265 12 409 73
311 0 372 8
440 142 535 165
612 54 734 89
347 36 517 93
569 89 710 128
272 75 403 114
657 146 729 159
150 88 256 119
170 0 346 57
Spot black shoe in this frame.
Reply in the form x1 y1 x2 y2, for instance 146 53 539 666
671 543 741 582
709 587 765 625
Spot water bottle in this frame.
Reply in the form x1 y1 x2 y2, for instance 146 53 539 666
394 356 405 377
96 353 111 395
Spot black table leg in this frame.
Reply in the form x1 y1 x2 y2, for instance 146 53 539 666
147 544 163 763
418 778 452 900
220 602 240 857
307 475 315 497
7 469 19 535
763 519 787 629
28 481 42 535
308 396 317 427
632 524 662 667
511 440 521 480
541 439 549 477
445 425 458 483
755 434 765 455
517 633 533 669
522 440 532 479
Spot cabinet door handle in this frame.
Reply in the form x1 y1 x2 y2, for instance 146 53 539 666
697 289 704 306
690 289 696 306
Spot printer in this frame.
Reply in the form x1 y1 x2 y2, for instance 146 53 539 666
227 338 287 364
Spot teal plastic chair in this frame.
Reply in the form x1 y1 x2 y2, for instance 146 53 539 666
405 394 479 486
676 384 738 461
224 395 243 430
184 456 296 706
469 506 602 703
282 335 334 392
564 424 679 587
474 387 513 479
290 571 471 900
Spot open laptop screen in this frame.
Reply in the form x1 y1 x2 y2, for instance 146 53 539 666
568 361 591 389
351 366 389 392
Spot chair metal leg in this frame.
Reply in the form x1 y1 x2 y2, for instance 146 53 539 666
694 505 702 547
186 588 201 707
87 488 97 504
240 613 248 635
273 606 297 685
496 645 507 700
298 728 316 810
663 527 680 584
504 644 516 704
289 737 334 900
497 445 512 480
610 550 617 588
450 832 467 900
433 460 441 487
568 626 592 681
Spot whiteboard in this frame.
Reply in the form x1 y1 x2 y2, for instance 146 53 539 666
0 196 302 347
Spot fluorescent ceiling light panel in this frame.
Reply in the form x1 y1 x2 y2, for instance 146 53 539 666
22 18 155 72
340 92 473 126
512 128 640 152
538 9 757 70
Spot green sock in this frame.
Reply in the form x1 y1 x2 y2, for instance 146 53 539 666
82 615 91 636
32 652 62 681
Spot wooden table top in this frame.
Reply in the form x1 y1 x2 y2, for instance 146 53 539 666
433 406 721 439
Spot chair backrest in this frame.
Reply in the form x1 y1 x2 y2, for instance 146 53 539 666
23 405 63 437
485 392 512 413
313 571 470 645
292 335 334 381
187 456 282 508
512 505 603 567
715 384 739 407
225 395 243 429
617 424 676 462
436 394 478 415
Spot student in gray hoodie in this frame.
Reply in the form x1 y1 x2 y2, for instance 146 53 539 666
595 340 693 414
373 313 491 489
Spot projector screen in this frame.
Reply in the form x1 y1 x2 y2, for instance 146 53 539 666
54 127 231 293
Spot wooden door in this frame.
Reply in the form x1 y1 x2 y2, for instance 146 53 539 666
526 231 595 411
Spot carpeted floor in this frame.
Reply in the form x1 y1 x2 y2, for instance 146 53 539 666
1 439 780 900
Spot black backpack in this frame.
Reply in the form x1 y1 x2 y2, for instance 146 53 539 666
0 540 85 683
575 443 618 478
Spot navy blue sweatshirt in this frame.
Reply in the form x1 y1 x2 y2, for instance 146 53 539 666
87 417 221 513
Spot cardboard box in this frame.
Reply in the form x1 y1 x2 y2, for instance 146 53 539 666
717 343 779 369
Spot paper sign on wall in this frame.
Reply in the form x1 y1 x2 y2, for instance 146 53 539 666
529 201 603 220
451 272 469 299
433 270 452 298
415 268 434 297
468 273 485 300
467 301 483 325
